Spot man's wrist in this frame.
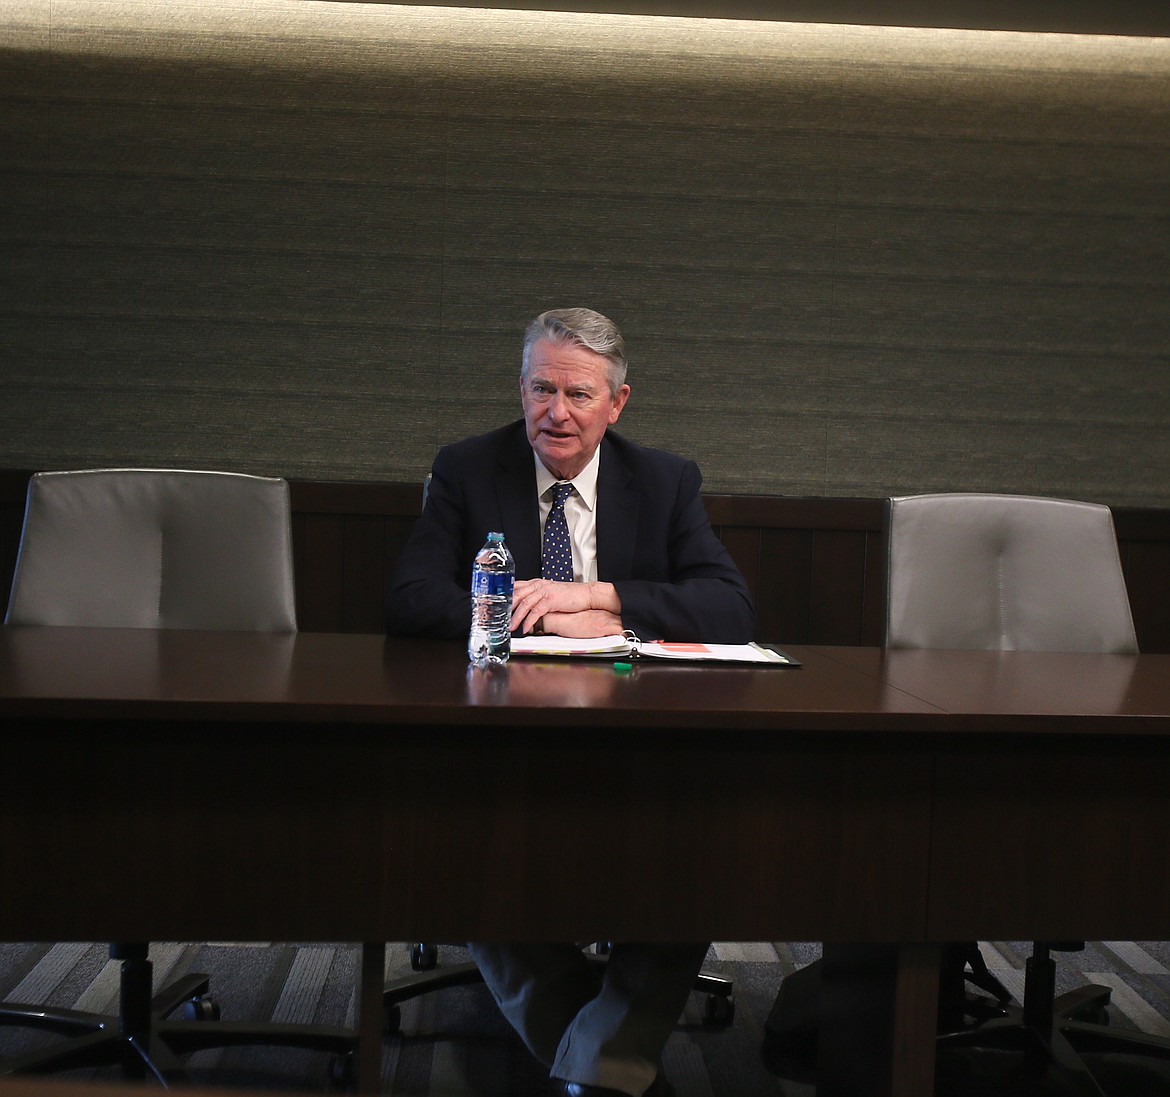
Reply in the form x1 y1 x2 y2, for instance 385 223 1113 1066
587 581 621 614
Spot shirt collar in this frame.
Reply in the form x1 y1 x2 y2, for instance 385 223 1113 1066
533 446 600 512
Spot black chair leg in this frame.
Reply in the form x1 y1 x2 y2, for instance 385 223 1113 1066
1 942 357 1086
1 944 188 1083
938 942 1170 1097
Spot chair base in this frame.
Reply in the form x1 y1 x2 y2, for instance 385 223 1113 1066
0 944 356 1086
939 953 1170 1097
383 946 735 1034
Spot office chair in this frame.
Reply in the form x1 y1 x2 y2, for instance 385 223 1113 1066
0 468 356 1083
886 491 1170 1095
384 475 735 1032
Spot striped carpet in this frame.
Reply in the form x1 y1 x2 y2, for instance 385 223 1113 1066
2 942 1170 1094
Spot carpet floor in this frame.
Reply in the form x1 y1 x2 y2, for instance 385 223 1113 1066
2 941 1170 1095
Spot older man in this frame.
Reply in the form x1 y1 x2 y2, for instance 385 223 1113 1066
385 307 754 1097
387 306 753 646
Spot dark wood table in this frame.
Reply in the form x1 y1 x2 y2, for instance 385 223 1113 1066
3 628 1170 1095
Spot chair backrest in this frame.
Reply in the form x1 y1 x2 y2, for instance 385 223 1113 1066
5 469 297 632
885 492 1137 653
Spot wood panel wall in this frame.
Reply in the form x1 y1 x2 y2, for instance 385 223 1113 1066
4 472 1168 652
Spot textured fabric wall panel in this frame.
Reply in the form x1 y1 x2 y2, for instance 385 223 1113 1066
1 2 1168 504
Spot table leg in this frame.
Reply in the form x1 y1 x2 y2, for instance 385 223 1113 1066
891 943 941 1096
356 941 386 1094
818 943 940 1097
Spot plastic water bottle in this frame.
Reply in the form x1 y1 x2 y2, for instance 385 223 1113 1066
468 531 514 666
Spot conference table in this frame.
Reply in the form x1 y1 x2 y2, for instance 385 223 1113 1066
3 627 1170 1096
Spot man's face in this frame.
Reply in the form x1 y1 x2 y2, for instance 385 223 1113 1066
521 337 630 481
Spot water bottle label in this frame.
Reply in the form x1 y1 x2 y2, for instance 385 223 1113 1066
473 571 514 599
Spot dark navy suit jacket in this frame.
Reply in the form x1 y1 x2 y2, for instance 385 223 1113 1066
385 420 755 643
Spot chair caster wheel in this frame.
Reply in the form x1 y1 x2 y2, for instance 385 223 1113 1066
181 995 221 1021
703 992 734 1026
410 943 438 971
328 1050 355 1090
384 1003 402 1035
1075 1003 1111 1026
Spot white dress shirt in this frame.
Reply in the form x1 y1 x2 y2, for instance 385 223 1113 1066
534 447 600 583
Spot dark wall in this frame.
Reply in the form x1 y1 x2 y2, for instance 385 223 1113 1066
2 2 1168 506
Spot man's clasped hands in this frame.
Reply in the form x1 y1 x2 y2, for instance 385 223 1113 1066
511 577 623 638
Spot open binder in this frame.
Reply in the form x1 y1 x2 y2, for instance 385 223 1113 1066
511 631 799 666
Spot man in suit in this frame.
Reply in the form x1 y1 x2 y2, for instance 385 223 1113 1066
385 307 754 1097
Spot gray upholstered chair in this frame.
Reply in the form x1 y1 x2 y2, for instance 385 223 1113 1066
886 492 1170 1091
1 468 355 1082
886 492 1138 657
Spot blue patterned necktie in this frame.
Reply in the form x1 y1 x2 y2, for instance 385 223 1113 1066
541 482 575 582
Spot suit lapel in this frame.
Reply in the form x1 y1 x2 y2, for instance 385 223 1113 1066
596 435 638 581
494 425 542 578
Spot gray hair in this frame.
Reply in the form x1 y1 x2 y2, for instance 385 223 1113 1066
521 307 628 396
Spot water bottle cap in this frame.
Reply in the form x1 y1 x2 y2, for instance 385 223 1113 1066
487 531 504 541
